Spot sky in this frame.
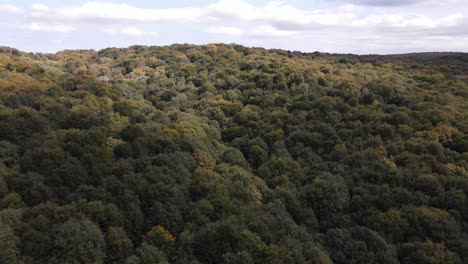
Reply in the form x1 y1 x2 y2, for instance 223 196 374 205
0 0 467 54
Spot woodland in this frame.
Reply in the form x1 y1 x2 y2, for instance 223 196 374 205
0 44 467 263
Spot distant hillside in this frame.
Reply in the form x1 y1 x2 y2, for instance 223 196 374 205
0 44 467 264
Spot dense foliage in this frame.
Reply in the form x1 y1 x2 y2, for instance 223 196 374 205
0 44 467 264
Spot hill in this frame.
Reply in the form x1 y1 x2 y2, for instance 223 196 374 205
0 44 467 264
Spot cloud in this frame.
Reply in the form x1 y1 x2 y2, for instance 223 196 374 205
207 0 313 25
205 26 243 36
205 25 296 38
0 4 24 14
340 0 425 6
23 0 467 37
333 0 467 7
271 5 465 35
250 25 296 37
32 3 49 12
23 23 76 33
31 2 204 23
0 1 466 54
208 0 258 21
103 26 158 38
24 1 359 27
120 26 145 37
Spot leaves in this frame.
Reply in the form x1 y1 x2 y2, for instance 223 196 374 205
0 44 466 263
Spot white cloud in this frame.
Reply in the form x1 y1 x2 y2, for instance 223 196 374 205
24 23 76 33
31 1 204 23
250 25 296 37
205 26 244 36
103 26 157 38
0 4 24 14
208 0 258 21
205 25 296 38
0 1 466 54
334 0 466 6
24 0 467 37
32 3 49 12
336 0 425 6
120 27 145 37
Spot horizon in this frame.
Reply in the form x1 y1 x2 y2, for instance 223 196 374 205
2 42 468 56
0 0 467 55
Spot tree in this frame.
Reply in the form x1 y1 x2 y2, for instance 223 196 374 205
220 147 250 169
323 227 398 264
0 176 9 197
223 251 254 264
135 242 168 264
304 173 349 229
0 44 467 263
237 229 267 262
399 240 462 264
144 225 175 254
0 221 19 264
1 192 25 209
51 219 106 264
106 226 133 262
373 209 409 243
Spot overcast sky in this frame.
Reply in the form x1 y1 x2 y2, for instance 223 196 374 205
0 0 467 54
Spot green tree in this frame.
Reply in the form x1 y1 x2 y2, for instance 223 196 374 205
106 226 133 262
304 173 349 228
51 219 106 264
0 221 19 264
144 225 175 254
135 242 168 264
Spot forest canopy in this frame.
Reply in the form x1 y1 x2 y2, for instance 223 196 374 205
0 44 467 263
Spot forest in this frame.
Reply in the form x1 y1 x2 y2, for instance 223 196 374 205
0 44 467 263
